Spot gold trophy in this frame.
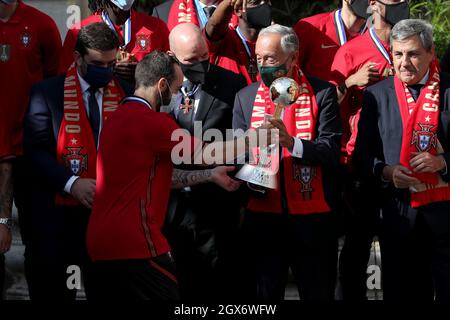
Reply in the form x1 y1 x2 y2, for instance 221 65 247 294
235 77 301 190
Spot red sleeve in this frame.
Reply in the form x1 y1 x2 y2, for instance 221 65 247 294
40 15 62 78
149 113 199 158
330 46 354 86
294 19 309 70
59 28 79 74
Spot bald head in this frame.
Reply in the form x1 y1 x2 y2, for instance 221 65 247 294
169 23 209 64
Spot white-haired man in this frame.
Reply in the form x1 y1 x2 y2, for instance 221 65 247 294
233 24 342 301
355 19 450 301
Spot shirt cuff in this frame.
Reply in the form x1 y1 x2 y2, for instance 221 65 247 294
289 137 303 158
64 176 79 194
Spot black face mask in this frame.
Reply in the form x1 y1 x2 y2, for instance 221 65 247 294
350 0 370 19
377 0 409 26
245 3 272 30
180 59 210 85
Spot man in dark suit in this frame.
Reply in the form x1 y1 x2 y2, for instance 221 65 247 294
355 19 450 301
163 22 247 300
23 22 132 300
233 24 342 301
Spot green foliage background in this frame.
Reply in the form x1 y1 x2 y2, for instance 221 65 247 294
137 0 450 58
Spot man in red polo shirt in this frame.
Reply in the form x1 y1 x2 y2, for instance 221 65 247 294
329 0 409 300
205 0 272 84
87 51 267 300
59 0 169 83
294 0 369 82
0 0 61 298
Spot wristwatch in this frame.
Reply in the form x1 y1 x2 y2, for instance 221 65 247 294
0 218 12 230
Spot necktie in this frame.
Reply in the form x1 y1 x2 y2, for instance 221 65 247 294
408 83 424 102
177 81 197 132
203 6 216 19
88 87 100 147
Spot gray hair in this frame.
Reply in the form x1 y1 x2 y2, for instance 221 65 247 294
258 24 299 54
390 19 434 51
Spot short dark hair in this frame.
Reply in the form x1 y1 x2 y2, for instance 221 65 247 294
75 22 119 57
135 51 179 88
88 0 136 13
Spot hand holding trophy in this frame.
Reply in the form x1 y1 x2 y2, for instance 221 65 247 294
235 77 301 190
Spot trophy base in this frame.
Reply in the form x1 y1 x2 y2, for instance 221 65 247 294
235 164 278 189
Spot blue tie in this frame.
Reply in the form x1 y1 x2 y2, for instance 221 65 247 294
88 87 100 147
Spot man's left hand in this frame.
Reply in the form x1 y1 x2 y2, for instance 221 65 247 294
410 152 446 173
268 118 294 150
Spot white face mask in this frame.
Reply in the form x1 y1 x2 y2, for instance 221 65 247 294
109 0 135 11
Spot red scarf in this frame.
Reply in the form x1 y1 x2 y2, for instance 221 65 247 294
247 70 331 214
167 0 238 31
55 64 125 206
168 0 200 30
395 61 450 208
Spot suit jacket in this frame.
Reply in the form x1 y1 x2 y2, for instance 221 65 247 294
152 0 174 24
163 64 247 235
232 77 343 212
354 72 450 208
23 74 133 232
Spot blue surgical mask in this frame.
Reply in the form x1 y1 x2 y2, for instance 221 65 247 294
83 64 114 89
109 0 135 11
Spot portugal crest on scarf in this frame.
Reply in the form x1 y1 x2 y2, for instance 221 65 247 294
411 124 437 152
62 147 88 175
293 164 317 200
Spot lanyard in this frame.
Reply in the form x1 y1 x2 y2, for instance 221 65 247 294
102 11 132 48
194 0 208 29
334 9 347 46
369 27 392 65
235 26 253 59
122 96 152 110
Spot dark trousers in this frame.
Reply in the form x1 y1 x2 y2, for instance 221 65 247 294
24 205 93 300
380 199 450 301
0 254 4 300
339 175 381 300
241 211 338 301
88 253 180 300
164 190 245 301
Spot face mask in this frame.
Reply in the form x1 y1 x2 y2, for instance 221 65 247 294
82 63 114 89
158 79 174 107
350 0 370 19
109 0 135 11
257 63 288 87
245 3 272 30
180 59 210 85
377 0 409 26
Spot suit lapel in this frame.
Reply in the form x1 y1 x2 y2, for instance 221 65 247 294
194 89 215 125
